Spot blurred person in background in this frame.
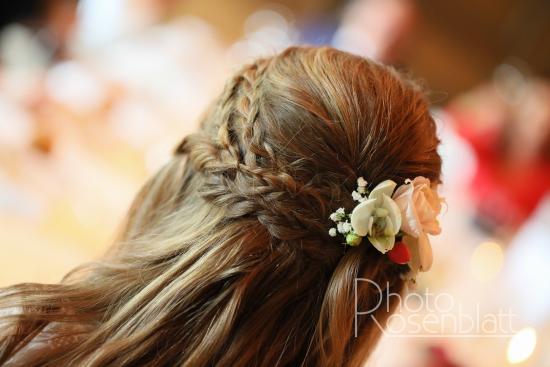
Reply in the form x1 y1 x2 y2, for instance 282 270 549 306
0 0 79 153
446 73 550 238
0 0 78 65
0 0 226 290
332 0 417 64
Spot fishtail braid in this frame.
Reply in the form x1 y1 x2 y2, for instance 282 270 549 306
176 58 333 242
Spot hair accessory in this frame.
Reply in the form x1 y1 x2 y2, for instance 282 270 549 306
329 177 444 273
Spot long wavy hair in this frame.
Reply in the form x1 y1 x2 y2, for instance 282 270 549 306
0 46 441 366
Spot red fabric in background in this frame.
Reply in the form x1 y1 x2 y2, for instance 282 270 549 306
448 108 550 229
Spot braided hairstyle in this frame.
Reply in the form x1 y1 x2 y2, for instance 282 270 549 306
0 47 441 367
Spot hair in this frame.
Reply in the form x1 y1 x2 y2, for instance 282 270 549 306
0 46 441 366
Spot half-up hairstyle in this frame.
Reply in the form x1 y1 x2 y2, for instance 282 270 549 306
0 46 441 366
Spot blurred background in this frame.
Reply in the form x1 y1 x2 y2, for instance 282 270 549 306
0 0 549 366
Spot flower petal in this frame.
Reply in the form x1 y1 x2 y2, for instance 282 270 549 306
404 235 420 272
422 218 441 235
391 181 411 199
417 232 433 272
368 180 397 205
395 193 422 237
384 216 394 237
350 198 377 236
411 176 430 188
406 233 433 272
382 194 402 234
366 216 374 236
368 235 395 254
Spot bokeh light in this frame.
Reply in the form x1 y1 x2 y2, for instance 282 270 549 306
507 327 537 364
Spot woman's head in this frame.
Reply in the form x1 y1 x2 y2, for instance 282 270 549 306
0 46 441 366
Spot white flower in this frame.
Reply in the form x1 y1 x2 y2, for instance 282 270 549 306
329 207 347 222
358 186 367 194
329 228 337 237
357 177 368 187
342 222 352 232
351 191 363 202
350 180 402 253
392 176 443 272
337 221 352 234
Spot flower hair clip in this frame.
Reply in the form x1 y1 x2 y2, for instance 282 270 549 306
329 176 444 274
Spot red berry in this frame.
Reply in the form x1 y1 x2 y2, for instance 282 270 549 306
388 241 411 264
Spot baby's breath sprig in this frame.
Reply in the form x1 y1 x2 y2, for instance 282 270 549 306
328 177 370 246
351 176 369 203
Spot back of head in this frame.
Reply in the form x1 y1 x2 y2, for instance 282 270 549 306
0 46 441 366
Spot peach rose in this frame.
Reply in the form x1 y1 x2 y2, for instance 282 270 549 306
392 177 443 271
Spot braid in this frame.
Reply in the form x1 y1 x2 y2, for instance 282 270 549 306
176 59 334 242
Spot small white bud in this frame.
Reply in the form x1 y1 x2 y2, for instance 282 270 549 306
329 228 337 237
357 177 368 187
351 191 362 202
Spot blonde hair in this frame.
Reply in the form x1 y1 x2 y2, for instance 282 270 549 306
0 46 441 366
